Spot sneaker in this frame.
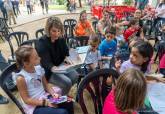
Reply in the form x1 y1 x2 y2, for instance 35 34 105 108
0 95 9 104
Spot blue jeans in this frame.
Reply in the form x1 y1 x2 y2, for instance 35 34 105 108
49 70 79 95
33 107 68 114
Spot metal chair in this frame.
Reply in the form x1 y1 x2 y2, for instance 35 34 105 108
35 28 44 39
0 63 25 114
63 19 77 38
77 69 119 114
6 32 29 64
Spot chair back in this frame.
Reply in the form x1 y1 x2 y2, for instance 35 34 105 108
77 68 119 114
0 63 25 114
20 39 38 48
63 19 77 38
75 36 89 46
6 32 29 60
92 20 98 32
66 37 79 49
35 28 44 39
0 17 13 41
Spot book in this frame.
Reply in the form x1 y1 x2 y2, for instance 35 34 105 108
52 49 87 73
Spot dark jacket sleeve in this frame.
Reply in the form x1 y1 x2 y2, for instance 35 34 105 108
36 37 54 71
61 38 69 56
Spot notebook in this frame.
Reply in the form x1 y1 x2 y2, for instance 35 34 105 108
52 49 87 73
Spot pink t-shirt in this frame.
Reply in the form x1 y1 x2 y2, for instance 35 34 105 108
103 90 137 114
160 54 165 68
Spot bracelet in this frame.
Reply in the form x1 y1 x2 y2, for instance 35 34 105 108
42 99 46 107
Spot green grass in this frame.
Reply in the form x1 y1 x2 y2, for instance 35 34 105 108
49 5 66 10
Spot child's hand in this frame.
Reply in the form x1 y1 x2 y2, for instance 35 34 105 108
156 77 165 83
52 93 61 99
46 100 58 108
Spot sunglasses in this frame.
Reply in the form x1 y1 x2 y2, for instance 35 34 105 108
91 45 97 48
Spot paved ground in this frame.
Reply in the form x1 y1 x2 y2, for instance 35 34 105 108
0 6 93 114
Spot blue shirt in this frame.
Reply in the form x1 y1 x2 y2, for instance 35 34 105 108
99 39 117 56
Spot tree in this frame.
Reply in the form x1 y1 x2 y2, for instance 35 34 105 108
78 0 82 7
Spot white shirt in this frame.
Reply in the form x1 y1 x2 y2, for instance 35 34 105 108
85 48 101 67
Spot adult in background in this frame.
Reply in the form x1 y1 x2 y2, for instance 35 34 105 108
136 0 149 10
36 16 79 95
4 0 16 25
26 0 32 14
40 0 48 14
10 0 17 17
97 9 112 37
0 0 7 19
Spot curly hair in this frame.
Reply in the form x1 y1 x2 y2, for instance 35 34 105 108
45 16 64 37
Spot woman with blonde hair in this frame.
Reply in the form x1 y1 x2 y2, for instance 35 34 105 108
36 16 79 96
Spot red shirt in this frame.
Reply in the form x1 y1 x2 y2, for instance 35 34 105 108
103 90 137 114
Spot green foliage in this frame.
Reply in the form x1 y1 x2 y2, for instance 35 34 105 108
123 0 133 5
56 0 65 5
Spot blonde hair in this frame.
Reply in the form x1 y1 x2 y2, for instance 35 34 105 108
15 45 34 69
45 16 64 37
114 68 147 112
89 34 100 46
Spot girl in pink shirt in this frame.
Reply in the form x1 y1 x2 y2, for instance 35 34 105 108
103 68 147 114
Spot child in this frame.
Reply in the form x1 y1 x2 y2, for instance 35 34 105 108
103 68 147 114
116 41 165 82
74 10 94 37
159 53 165 76
15 45 73 114
99 26 117 58
85 34 102 71
123 19 140 42
99 26 117 68
115 27 129 61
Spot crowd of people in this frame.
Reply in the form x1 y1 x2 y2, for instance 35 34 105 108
0 0 165 114
0 0 49 25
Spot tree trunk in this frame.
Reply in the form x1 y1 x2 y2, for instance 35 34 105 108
79 0 82 7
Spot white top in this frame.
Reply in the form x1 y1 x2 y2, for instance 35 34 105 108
16 68 45 99
85 48 101 67
14 66 48 114
155 4 165 18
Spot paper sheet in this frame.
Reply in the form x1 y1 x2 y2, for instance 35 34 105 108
147 82 165 114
